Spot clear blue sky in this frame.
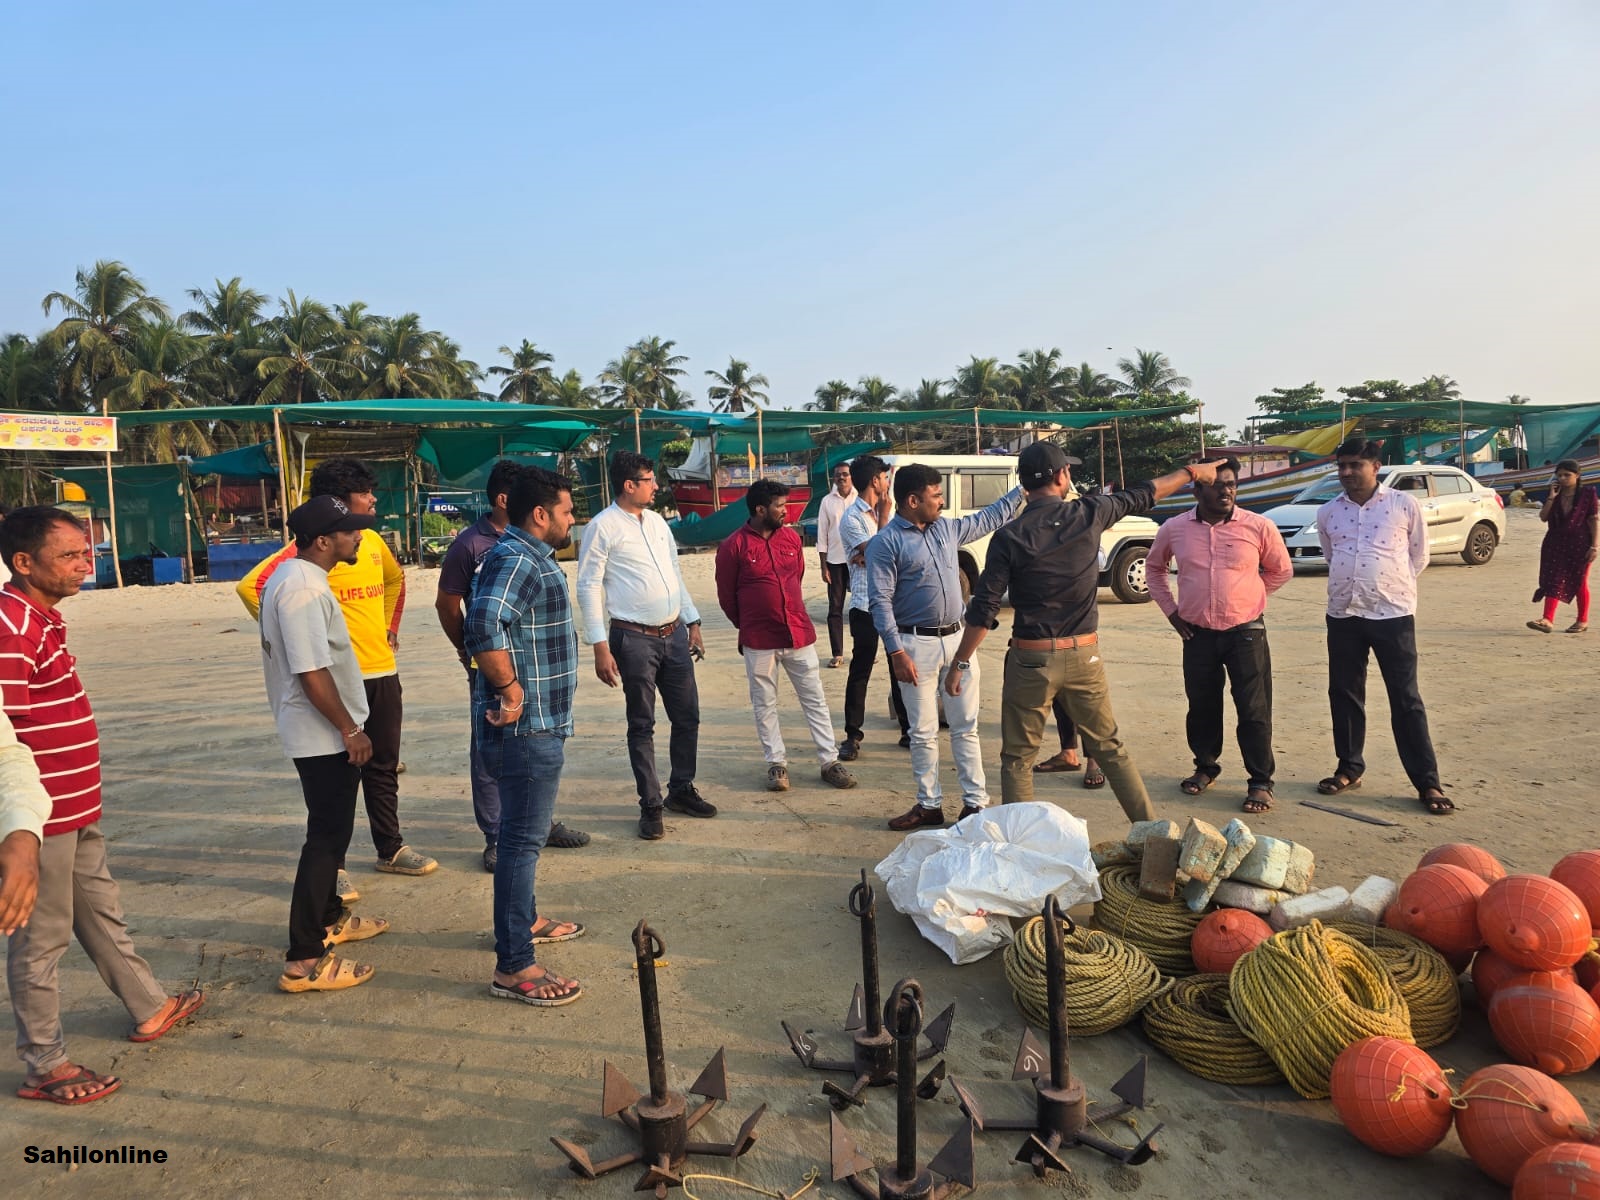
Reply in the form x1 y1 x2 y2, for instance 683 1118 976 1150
3 1 1596 432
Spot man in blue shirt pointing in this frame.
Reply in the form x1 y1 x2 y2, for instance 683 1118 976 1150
866 463 1023 831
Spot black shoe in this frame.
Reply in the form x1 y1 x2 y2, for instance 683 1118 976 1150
887 804 945 831
898 734 912 749
548 820 591 848
482 842 497 873
665 786 718 818
957 804 984 821
639 805 665 840
838 738 861 762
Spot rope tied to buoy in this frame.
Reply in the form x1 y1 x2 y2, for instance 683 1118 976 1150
1331 921 1461 1048
1003 916 1167 1036
1093 865 1203 977
1227 920 1413 1099
1141 973 1284 1086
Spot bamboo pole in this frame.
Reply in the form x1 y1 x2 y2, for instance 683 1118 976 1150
973 407 981 454
1458 397 1467 472
1113 418 1126 490
633 407 642 453
179 461 196 584
272 408 291 545
756 408 764 470
710 430 721 511
1197 402 1206 457
102 401 124 588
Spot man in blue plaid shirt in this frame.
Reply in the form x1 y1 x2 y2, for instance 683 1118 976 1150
463 467 585 1007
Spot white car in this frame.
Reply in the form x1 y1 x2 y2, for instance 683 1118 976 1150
1263 464 1506 569
879 454 1161 602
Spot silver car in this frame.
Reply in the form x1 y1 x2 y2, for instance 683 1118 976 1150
1264 464 1506 568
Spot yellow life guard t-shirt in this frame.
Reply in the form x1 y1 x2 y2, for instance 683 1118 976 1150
236 528 405 678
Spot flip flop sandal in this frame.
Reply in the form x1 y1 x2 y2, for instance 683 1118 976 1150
279 952 374 993
1033 754 1083 773
17 1064 121 1105
1082 769 1106 789
1179 772 1217 796
1317 774 1362 795
324 909 390 947
488 971 582 1007
128 989 205 1043
1242 790 1274 815
530 917 586 944
1422 794 1456 816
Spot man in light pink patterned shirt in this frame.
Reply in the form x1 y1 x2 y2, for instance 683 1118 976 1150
1314 438 1452 815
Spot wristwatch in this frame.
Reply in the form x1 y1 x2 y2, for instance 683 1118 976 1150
952 660 971 671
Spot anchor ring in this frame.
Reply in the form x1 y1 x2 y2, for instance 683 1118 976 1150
885 978 925 1042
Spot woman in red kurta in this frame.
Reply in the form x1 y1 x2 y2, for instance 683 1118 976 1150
1528 459 1599 633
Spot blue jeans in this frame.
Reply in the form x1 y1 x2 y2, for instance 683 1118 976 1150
467 669 501 844
479 729 565 974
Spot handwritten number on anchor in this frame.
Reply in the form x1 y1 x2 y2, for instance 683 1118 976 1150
1019 1049 1042 1074
797 1032 818 1059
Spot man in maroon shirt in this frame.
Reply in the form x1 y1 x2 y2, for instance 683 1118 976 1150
0 508 202 1104
714 481 857 793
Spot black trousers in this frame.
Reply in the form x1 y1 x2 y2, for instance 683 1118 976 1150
844 607 910 740
823 562 849 659
611 623 700 807
1326 615 1440 793
1183 621 1275 789
288 752 362 961
346 674 404 864
1050 693 1077 751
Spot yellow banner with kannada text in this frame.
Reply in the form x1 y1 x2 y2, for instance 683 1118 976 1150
0 412 119 452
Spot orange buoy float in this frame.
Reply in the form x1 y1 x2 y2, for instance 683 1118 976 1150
1329 1037 1454 1157
1551 851 1600 935
1420 843 1507 885
1479 874 1592 971
1191 909 1272 975
1578 952 1600 993
1474 950 1575 1007
1488 973 1600 1075
1455 1064 1596 1185
1513 1142 1600 1200
1389 864 1488 957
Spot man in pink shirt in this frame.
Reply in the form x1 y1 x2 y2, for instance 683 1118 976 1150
1148 458 1291 814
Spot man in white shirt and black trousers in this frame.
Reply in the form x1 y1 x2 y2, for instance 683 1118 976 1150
815 461 856 668
577 451 714 840
1315 438 1453 816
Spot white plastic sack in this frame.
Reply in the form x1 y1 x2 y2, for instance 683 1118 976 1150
874 802 1102 964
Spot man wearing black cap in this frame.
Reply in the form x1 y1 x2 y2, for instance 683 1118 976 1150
946 444 1220 823
259 496 390 993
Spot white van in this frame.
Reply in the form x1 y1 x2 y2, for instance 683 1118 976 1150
879 454 1162 603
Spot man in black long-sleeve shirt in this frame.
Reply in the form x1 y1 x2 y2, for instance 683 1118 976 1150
945 443 1218 823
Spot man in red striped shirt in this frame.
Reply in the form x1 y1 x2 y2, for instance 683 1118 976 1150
1 508 203 1105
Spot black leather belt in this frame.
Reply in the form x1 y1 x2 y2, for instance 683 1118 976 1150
898 622 962 637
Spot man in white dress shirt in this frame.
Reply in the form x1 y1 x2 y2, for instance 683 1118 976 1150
577 452 713 841
1315 438 1452 815
815 462 856 668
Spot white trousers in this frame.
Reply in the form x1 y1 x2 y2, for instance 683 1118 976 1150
743 645 839 768
897 631 987 808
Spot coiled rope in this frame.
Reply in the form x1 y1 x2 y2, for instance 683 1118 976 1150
1093 865 1202 977
1331 921 1461 1048
1002 916 1167 1036
1142 973 1285 1086
1228 920 1413 1098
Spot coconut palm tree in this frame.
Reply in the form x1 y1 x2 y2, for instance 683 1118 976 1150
101 320 217 460
546 368 600 409
599 350 654 409
902 378 950 410
182 277 269 406
1413 374 1462 405
850 376 900 412
0 334 64 412
807 380 853 413
1116 348 1191 396
705 358 770 413
1012 348 1070 412
1066 362 1121 403
41 260 170 408
359 314 469 399
949 356 1018 409
488 340 557 404
255 291 353 405
630 336 689 407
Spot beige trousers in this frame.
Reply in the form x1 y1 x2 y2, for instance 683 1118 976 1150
6 822 167 1074
999 643 1155 823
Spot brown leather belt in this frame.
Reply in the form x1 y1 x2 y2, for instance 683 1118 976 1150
1010 632 1098 651
612 618 681 638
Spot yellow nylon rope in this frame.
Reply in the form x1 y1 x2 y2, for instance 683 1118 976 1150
1142 973 1285 1086
1002 916 1167 1036
1093 865 1203 976
1330 921 1462 1048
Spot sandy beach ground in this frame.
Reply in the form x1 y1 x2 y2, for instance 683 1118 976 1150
4 506 1596 1198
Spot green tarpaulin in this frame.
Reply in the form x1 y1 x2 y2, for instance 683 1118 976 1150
187 442 277 479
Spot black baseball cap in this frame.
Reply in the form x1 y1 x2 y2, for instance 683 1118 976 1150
288 495 377 539
1017 442 1083 488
